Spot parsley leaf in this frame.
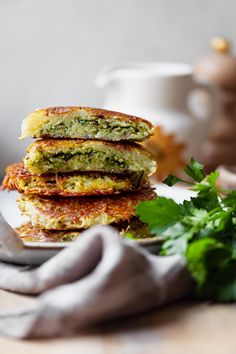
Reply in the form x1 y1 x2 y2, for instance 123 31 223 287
161 223 193 255
184 157 206 182
222 191 236 208
136 197 185 234
186 238 236 301
186 238 227 287
163 174 190 186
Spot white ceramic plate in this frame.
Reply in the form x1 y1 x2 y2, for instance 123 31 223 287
0 184 195 265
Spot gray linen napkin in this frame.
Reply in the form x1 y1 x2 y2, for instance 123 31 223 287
0 225 193 338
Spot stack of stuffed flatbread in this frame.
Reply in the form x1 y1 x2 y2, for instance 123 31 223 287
2 106 157 242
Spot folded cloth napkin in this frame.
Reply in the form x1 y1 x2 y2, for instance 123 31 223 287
0 226 193 338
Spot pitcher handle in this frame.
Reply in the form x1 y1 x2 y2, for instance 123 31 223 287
189 78 220 134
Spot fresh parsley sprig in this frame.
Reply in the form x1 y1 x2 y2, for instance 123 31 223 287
136 158 236 301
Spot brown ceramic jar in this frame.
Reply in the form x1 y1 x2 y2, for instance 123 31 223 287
194 37 236 171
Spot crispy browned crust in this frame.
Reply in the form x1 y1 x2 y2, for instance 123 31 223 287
15 223 82 242
15 218 152 242
26 138 149 154
1 162 25 190
1 162 148 196
34 106 153 127
18 188 156 229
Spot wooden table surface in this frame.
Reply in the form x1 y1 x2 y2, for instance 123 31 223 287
0 290 236 354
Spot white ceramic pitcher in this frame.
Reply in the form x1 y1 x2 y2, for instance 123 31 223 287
95 63 218 159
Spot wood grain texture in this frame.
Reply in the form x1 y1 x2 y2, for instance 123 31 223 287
0 290 236 354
